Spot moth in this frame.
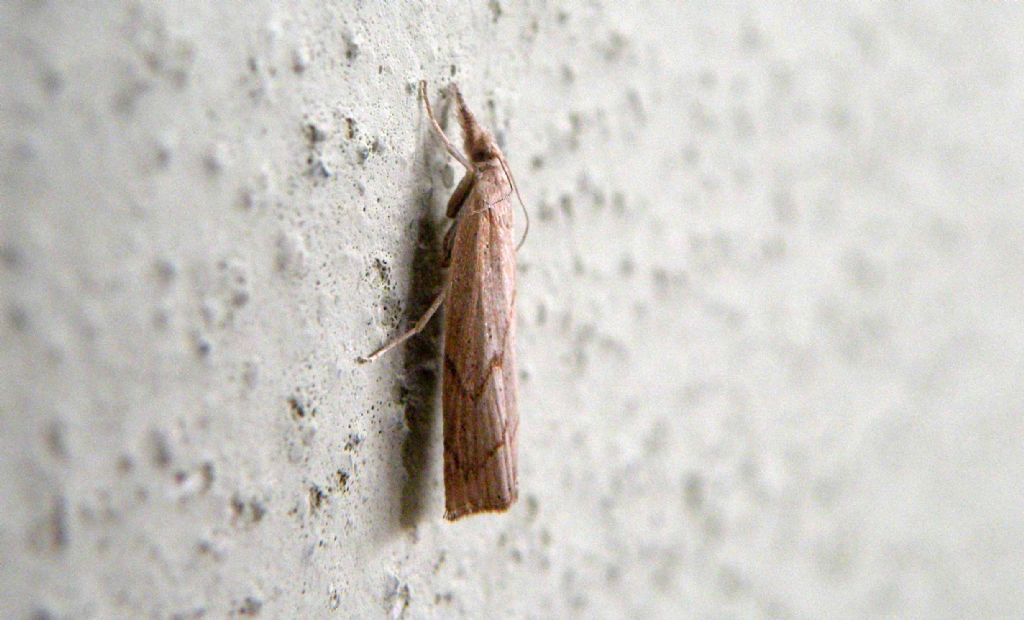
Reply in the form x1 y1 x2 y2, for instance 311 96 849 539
360 81 526 520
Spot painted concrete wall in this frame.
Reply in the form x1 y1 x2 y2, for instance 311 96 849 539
3 2 1023 618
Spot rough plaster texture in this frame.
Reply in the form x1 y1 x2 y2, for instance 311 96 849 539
3 2 1024 618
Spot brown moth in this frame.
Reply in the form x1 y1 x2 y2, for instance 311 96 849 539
360 81 525 520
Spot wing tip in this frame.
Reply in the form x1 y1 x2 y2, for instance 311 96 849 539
444 494 518 521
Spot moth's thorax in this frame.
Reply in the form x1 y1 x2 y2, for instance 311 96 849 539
473 160 514 205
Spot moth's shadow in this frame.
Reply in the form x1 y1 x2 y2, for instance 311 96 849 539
396 94 455 529
397 211 443 529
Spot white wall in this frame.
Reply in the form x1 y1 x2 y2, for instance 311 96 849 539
2 2 1023 617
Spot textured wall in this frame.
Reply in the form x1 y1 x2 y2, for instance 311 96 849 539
3 2 1023 618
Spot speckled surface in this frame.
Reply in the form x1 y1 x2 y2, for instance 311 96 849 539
3 2 1023 618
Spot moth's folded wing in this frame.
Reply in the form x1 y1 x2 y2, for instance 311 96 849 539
442 195 518 520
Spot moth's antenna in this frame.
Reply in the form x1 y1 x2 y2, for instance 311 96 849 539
500 155 530 250
420 80 471 172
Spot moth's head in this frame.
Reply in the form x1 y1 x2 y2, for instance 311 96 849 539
466 130 501 164
451 84 502 164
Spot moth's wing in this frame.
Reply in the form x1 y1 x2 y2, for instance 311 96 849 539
442 173 518 520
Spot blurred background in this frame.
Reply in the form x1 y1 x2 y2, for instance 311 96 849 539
2 2 1023 618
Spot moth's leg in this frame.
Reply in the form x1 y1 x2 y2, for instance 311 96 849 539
441 172 474 267
441 219 459 268
446 171 475 218
357 280 451 364
420 80 471 172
